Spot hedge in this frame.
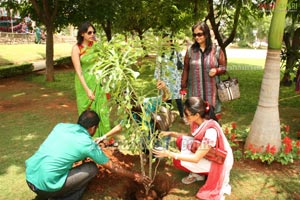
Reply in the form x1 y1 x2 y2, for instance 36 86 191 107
0 63 34 78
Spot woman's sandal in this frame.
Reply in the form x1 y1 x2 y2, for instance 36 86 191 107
181 173 205 184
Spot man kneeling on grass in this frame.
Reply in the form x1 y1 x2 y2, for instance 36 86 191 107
25 110 150 200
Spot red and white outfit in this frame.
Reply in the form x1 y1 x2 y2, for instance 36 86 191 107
173 120 233 200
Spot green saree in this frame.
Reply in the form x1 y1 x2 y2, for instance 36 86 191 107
75 45 111 137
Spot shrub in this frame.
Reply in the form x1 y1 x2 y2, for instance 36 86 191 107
54 56 72 66
0 63 33 78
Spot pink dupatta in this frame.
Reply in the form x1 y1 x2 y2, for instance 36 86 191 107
191 120 227 200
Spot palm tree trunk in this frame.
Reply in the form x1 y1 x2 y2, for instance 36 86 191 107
245 0 288 152
245 49 281 150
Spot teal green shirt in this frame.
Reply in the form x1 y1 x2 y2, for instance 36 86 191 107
25 123 109 192
143 95 162 114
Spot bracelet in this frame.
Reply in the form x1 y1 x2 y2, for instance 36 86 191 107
174 154 178 160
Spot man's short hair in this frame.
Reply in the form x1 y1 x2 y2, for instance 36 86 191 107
77 110 100 129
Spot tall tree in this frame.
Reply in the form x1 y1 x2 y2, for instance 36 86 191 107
206 0 251 60
115 0 159 41
82 0 118 41
29 0 58 81
245 0 289 152
152 0 204 34
28 0 80 81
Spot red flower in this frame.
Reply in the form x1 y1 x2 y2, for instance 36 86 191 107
109 137 115 145
282 136 292 145
224 127 229 135
231 122 237 129
270 145 276 155
257 146 263 153
284 143 292 154
106 93 111 100
248 143 253 149
284 125 290 133
247 144 257 153
296 140 300 148
230 133 236 141
265 144 276 154
266 144 271 152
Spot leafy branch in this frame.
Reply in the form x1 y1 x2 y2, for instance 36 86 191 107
87 35 170 194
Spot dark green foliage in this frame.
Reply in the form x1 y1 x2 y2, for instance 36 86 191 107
0 63 33 78
54 56 72 66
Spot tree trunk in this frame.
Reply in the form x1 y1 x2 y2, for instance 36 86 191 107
102 20 112 42
245 49 281 151
30 0 58 82
45 24 54 81
193 0 198 19
207 0 242 61
245 0 288 153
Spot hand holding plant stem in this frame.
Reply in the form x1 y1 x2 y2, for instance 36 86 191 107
95 124 122 143
159 131 180 138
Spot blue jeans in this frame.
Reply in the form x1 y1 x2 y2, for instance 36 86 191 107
27 162 98 200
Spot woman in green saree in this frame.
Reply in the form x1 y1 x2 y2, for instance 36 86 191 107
71 21 111 137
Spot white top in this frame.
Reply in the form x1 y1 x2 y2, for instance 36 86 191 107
180 126 217 173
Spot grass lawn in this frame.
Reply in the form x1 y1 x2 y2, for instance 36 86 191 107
0 48 299 199
0 43 73 66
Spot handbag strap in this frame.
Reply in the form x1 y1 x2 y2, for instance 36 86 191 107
213 128 221 149
219 71 232 82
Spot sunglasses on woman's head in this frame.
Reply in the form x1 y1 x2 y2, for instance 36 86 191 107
193 32 204 38
87 31 95 35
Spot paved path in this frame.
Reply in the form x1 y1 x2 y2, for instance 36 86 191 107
32 60 46 71
226 48 267 59
180 48 267 59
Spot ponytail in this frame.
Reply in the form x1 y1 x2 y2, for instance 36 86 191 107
204 101 218 122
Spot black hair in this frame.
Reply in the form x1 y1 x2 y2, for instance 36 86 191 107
184 97 218 122
77 110 100 129
76 21 96 45
191 21 213 53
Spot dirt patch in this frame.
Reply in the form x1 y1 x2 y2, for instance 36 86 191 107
85 146 175 200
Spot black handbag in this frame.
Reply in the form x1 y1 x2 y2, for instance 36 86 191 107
217 72 240 102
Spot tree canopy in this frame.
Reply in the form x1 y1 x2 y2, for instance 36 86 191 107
1 0 286 81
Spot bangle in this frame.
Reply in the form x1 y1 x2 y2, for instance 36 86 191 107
174 154 178 160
